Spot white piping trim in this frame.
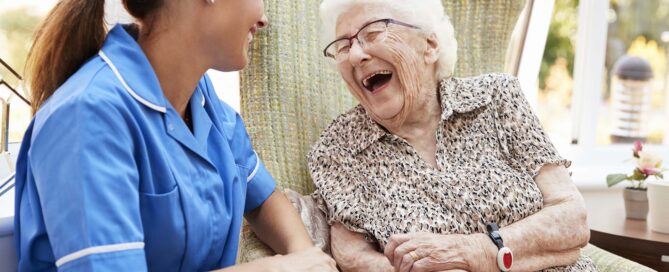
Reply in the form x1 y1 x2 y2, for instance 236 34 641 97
247 151 261 182
201 91 206 107
98 51 167 113
55 242 144 267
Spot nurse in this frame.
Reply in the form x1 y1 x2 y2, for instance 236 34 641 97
15 0 337 271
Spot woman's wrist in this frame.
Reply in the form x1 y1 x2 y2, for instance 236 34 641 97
343 253 392 272
284 240 314 253
471 233 500 271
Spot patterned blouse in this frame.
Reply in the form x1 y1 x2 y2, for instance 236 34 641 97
308 73 596 271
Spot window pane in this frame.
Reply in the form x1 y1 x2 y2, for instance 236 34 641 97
537 0 578 147
597 0 669 145
0 1 58 143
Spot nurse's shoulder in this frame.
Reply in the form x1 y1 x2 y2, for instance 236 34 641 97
29 55 140 150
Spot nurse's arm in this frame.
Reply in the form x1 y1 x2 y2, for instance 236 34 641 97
215 247 336 272
211 191 337 271
244 190 313 253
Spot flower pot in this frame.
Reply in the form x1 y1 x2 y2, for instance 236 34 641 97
647 180 669 233
623 188 648 220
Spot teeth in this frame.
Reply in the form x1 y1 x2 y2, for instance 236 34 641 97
362 70 392 88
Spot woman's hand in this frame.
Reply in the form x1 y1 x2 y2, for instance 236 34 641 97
216 247 337 272
330 223 393 272
383 232 497 272
268 247 338 272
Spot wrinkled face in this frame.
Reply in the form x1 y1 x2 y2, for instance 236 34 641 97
335 4 435 121
201 0 268 71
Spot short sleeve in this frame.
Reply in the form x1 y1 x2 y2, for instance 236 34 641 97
225 109 276 213
27 95 147 271
243 152 276 213
307 147 369 235
494 74 571 178
200 75 276 213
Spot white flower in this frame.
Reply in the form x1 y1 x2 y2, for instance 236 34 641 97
637 151 662 175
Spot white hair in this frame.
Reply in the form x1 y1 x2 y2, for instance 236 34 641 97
319 0 458 79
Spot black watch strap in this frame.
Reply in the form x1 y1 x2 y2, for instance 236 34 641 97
486 222 505 249
486 222 513 272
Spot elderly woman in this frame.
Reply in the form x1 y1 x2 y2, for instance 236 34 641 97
307 0 596 271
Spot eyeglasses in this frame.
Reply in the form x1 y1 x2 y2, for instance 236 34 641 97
322 18 420 61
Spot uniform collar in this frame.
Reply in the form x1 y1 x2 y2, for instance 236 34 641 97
98 24 167 113
347 77 493 156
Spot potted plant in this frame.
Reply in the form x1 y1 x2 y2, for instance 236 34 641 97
606 141 665 220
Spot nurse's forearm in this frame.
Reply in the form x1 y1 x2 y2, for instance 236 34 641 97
245 190 314 254
215 258 276 272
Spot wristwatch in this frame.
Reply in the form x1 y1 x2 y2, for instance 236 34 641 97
486 223 513 271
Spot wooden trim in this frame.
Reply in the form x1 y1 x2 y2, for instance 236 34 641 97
590 229 669 270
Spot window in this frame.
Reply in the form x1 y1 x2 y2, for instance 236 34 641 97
597 0 668 146
537 0 669 188
0 0 57 218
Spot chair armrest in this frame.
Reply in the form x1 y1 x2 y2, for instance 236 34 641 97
582 243 655 272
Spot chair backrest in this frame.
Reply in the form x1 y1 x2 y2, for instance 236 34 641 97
0 216 17 272
238 0 526 262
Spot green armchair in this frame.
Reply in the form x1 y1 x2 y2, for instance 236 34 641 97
236 0 653 271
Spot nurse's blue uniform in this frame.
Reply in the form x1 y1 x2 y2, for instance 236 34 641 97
14 24 276 271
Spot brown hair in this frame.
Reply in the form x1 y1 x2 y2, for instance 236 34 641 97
25 0 163 114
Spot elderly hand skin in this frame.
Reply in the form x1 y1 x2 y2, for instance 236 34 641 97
384 232 496 272
330 223 394 272
265 247 338 272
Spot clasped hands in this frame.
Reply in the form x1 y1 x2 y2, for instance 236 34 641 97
383 232 498 272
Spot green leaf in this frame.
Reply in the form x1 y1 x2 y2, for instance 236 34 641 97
607 174 628 187
630 168 646 181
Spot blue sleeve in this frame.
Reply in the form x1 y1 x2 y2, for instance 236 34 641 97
242 150 277 213
200 75 277 213
230 112 277 213
29 94 147 271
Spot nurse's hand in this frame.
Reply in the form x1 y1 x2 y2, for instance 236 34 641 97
270 246 338 272
216 247 336 272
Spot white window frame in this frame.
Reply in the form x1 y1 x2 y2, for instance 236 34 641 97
514 0 556 112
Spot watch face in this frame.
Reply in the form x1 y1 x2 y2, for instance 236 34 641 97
497 247 513 271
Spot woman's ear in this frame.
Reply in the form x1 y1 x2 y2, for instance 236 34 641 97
424 33 440 64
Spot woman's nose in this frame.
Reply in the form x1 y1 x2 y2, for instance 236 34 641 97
347 40 370 66
257 14 269 29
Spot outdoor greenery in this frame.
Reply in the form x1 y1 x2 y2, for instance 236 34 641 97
0 7 40 142
0 8 39 87
539 0 668 145
540 0 578 90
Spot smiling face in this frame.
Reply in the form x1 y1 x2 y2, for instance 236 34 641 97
200 0 268 71
335 4 439 124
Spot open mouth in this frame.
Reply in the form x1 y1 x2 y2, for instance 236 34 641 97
362 70 393 93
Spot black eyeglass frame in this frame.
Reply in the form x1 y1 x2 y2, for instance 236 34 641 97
322 18 421 59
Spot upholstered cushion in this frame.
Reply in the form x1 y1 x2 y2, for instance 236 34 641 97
582 244 654 272
285 189 330 254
